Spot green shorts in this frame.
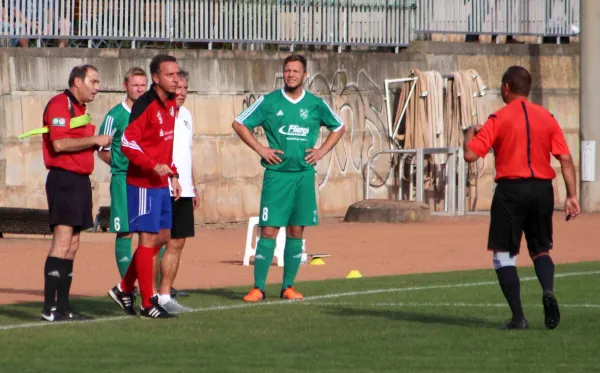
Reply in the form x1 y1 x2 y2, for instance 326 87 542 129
109 174 130 233
259 169 318 227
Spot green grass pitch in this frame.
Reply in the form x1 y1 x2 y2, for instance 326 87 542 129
1 261 599 373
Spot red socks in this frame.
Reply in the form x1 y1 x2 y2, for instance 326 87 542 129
119 245 161 309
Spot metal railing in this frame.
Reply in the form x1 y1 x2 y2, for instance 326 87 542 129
364 147 460 216
414 0 579 38
0 0 419 48
0 0 579 49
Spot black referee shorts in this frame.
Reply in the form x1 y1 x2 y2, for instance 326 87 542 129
488 178 554 256
45 168 93 233
171 197 195 239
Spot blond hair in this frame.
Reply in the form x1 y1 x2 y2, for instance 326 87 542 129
124 67 147 84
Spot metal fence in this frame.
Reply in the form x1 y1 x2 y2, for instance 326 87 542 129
0 0 580 48
414 0 580 39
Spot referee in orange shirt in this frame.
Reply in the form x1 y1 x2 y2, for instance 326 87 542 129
463 66 581 330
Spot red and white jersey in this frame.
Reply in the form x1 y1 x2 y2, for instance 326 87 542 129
121 84 179 188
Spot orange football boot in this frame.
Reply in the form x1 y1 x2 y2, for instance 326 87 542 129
243 287 265 302
280 286 304 300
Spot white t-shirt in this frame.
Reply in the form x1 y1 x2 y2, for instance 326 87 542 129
169 106 195 198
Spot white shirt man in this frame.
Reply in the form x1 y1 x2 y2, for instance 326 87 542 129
169 106 194 198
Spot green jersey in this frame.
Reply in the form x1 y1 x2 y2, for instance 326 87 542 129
236 89 344 172
98 102 131 175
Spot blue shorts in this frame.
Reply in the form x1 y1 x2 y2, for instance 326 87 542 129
127 185 172 233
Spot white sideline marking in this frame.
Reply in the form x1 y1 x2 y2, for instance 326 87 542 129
0 270 598 332
308 302 600 309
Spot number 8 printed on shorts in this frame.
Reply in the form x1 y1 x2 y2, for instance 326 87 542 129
114 217 120 231
262 207 268 222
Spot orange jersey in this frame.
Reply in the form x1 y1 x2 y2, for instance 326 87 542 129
468 99 570 181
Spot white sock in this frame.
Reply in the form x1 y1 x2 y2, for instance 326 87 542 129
158 293 171 305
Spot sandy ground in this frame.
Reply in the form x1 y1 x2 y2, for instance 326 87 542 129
1 214 599 305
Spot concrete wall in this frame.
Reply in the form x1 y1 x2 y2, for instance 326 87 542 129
0 42 580 223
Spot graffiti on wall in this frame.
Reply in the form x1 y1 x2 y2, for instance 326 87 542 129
308 70 391 189
240 69 393 190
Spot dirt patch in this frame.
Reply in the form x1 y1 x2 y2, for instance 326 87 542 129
1 214 599 305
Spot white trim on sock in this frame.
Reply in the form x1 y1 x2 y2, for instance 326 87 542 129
158 294 171 305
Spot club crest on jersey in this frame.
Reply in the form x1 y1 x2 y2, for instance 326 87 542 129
157 112 163 124
278 124 309 137
169 106 175 117
52 118 66 127
299 108 309 120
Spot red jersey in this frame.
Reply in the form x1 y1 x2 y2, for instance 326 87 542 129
121 84 179 188
468 99 570 182
42 90 96 175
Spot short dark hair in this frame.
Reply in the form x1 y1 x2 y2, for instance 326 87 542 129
501 66 532 97
283 54 307 73
68 65 98 88
178 69 189 81
150 54 178 76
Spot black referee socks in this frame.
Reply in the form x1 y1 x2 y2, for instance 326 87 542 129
57 258 74 312
43 257 62 312
534 255 555 293
495 266 525 321
43 256 74 312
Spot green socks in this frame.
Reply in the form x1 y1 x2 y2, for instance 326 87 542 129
157 246 166 286
115 236 132 278
282 238 303 289
253 237 276 290
253 237 303 291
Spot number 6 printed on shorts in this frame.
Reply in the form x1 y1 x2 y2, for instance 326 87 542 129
262 207 268 222
114 217 120 231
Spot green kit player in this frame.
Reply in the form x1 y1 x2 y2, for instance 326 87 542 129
97 67 148 278
232 54 346 302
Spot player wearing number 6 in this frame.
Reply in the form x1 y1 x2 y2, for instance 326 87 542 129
97 67 149 279
232 55 345 302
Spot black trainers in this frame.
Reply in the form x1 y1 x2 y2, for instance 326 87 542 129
57 308 93 321
40 307 62 322
500 318 529 330
140 296 176 319
40 307 74 322
108 285 137 316
542 291 560 330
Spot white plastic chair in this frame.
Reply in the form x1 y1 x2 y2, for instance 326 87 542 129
243 216 285 266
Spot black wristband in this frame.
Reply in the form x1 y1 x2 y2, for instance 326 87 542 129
171 173 179 179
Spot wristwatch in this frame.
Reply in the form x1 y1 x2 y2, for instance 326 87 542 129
171 173 180 179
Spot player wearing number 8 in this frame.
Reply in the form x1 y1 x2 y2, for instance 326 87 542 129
232 55 345 301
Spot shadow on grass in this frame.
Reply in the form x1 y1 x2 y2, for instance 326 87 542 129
186 288 243 301
326 306 500 329
0 288 46 297
0 296 129 322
